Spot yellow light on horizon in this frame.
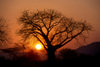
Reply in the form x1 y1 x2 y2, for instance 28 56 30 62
35 44 42 50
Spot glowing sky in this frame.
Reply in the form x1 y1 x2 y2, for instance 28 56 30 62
0 0 100 49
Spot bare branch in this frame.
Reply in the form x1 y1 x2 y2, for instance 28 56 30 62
55 27 85 49
50 29 66 42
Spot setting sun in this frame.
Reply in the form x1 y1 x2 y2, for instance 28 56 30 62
35 44 42 50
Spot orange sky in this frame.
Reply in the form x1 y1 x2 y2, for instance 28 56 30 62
0 0 100 49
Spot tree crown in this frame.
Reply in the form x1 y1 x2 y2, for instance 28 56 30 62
19 9 92 50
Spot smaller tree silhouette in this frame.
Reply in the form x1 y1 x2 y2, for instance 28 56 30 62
0 18 8 46
18 9 92 62
59 48 78 60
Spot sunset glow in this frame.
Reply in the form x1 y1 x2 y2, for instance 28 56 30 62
35 44 42 50
0 0 99 66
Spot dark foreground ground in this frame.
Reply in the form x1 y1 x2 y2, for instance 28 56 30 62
0 55 100 67
0 42 100 67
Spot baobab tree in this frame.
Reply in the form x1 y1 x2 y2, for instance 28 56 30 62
18 9 92 61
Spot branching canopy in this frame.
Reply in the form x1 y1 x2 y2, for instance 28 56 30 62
19 9 92 50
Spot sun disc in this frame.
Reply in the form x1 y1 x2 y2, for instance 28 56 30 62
35 44 42 50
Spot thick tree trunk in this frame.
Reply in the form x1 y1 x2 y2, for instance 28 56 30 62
47 47 56 63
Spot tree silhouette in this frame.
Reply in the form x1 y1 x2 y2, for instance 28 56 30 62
0 18 8 46
18 9 92 61
59 48 79 60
